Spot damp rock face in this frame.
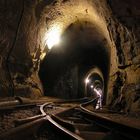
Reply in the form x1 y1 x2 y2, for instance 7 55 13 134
0 0 46 98
0 0 139 112
107 0 140 112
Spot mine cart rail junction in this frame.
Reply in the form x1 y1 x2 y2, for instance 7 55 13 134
0 97 140 140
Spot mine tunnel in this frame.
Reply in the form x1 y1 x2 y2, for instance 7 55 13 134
0 0 140 139
39 21 110 103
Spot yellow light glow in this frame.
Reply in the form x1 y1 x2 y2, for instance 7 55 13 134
45 26 61 49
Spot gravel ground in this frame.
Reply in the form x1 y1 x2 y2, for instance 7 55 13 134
0 106 40 134
0 103 76 139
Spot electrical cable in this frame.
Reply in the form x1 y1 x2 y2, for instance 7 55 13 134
6 0 25 96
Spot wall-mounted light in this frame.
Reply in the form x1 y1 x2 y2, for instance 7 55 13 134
90 85 94 88
45 25 62 50
85 78 90 84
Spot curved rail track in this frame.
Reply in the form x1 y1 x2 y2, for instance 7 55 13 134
0 97 139 140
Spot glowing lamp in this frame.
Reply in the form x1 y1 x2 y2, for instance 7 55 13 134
45 26 61 49
85 78 90 84
90 85 94 89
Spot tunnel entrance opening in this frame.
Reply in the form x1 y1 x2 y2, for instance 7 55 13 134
39 21 110 103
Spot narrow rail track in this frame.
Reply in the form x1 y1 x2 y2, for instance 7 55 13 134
0 97 140 140
56 98 140 140
79 99 140 140
0 97 88 140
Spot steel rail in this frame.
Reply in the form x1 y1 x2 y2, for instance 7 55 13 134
14 102 52 125
0 97 90 110
1 97 139 140
14 97 90 125
80 99 140 140
0 101 84 140
0 116 47 140
0 115 84 140
45 115 84 140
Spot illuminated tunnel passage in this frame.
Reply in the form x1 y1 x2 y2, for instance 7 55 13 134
39 21 110 101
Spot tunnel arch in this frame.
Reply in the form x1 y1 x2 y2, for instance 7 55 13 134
84 67 104 102
39 20 110 101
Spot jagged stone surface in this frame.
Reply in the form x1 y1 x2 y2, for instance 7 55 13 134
0 0 45 98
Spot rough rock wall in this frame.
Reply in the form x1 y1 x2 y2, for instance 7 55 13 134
0 0 22 96
39 0 112 99
106 0 140 112
0 0 46 98
40 0 140 112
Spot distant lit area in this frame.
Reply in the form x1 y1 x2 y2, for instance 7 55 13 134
90 85 93 88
